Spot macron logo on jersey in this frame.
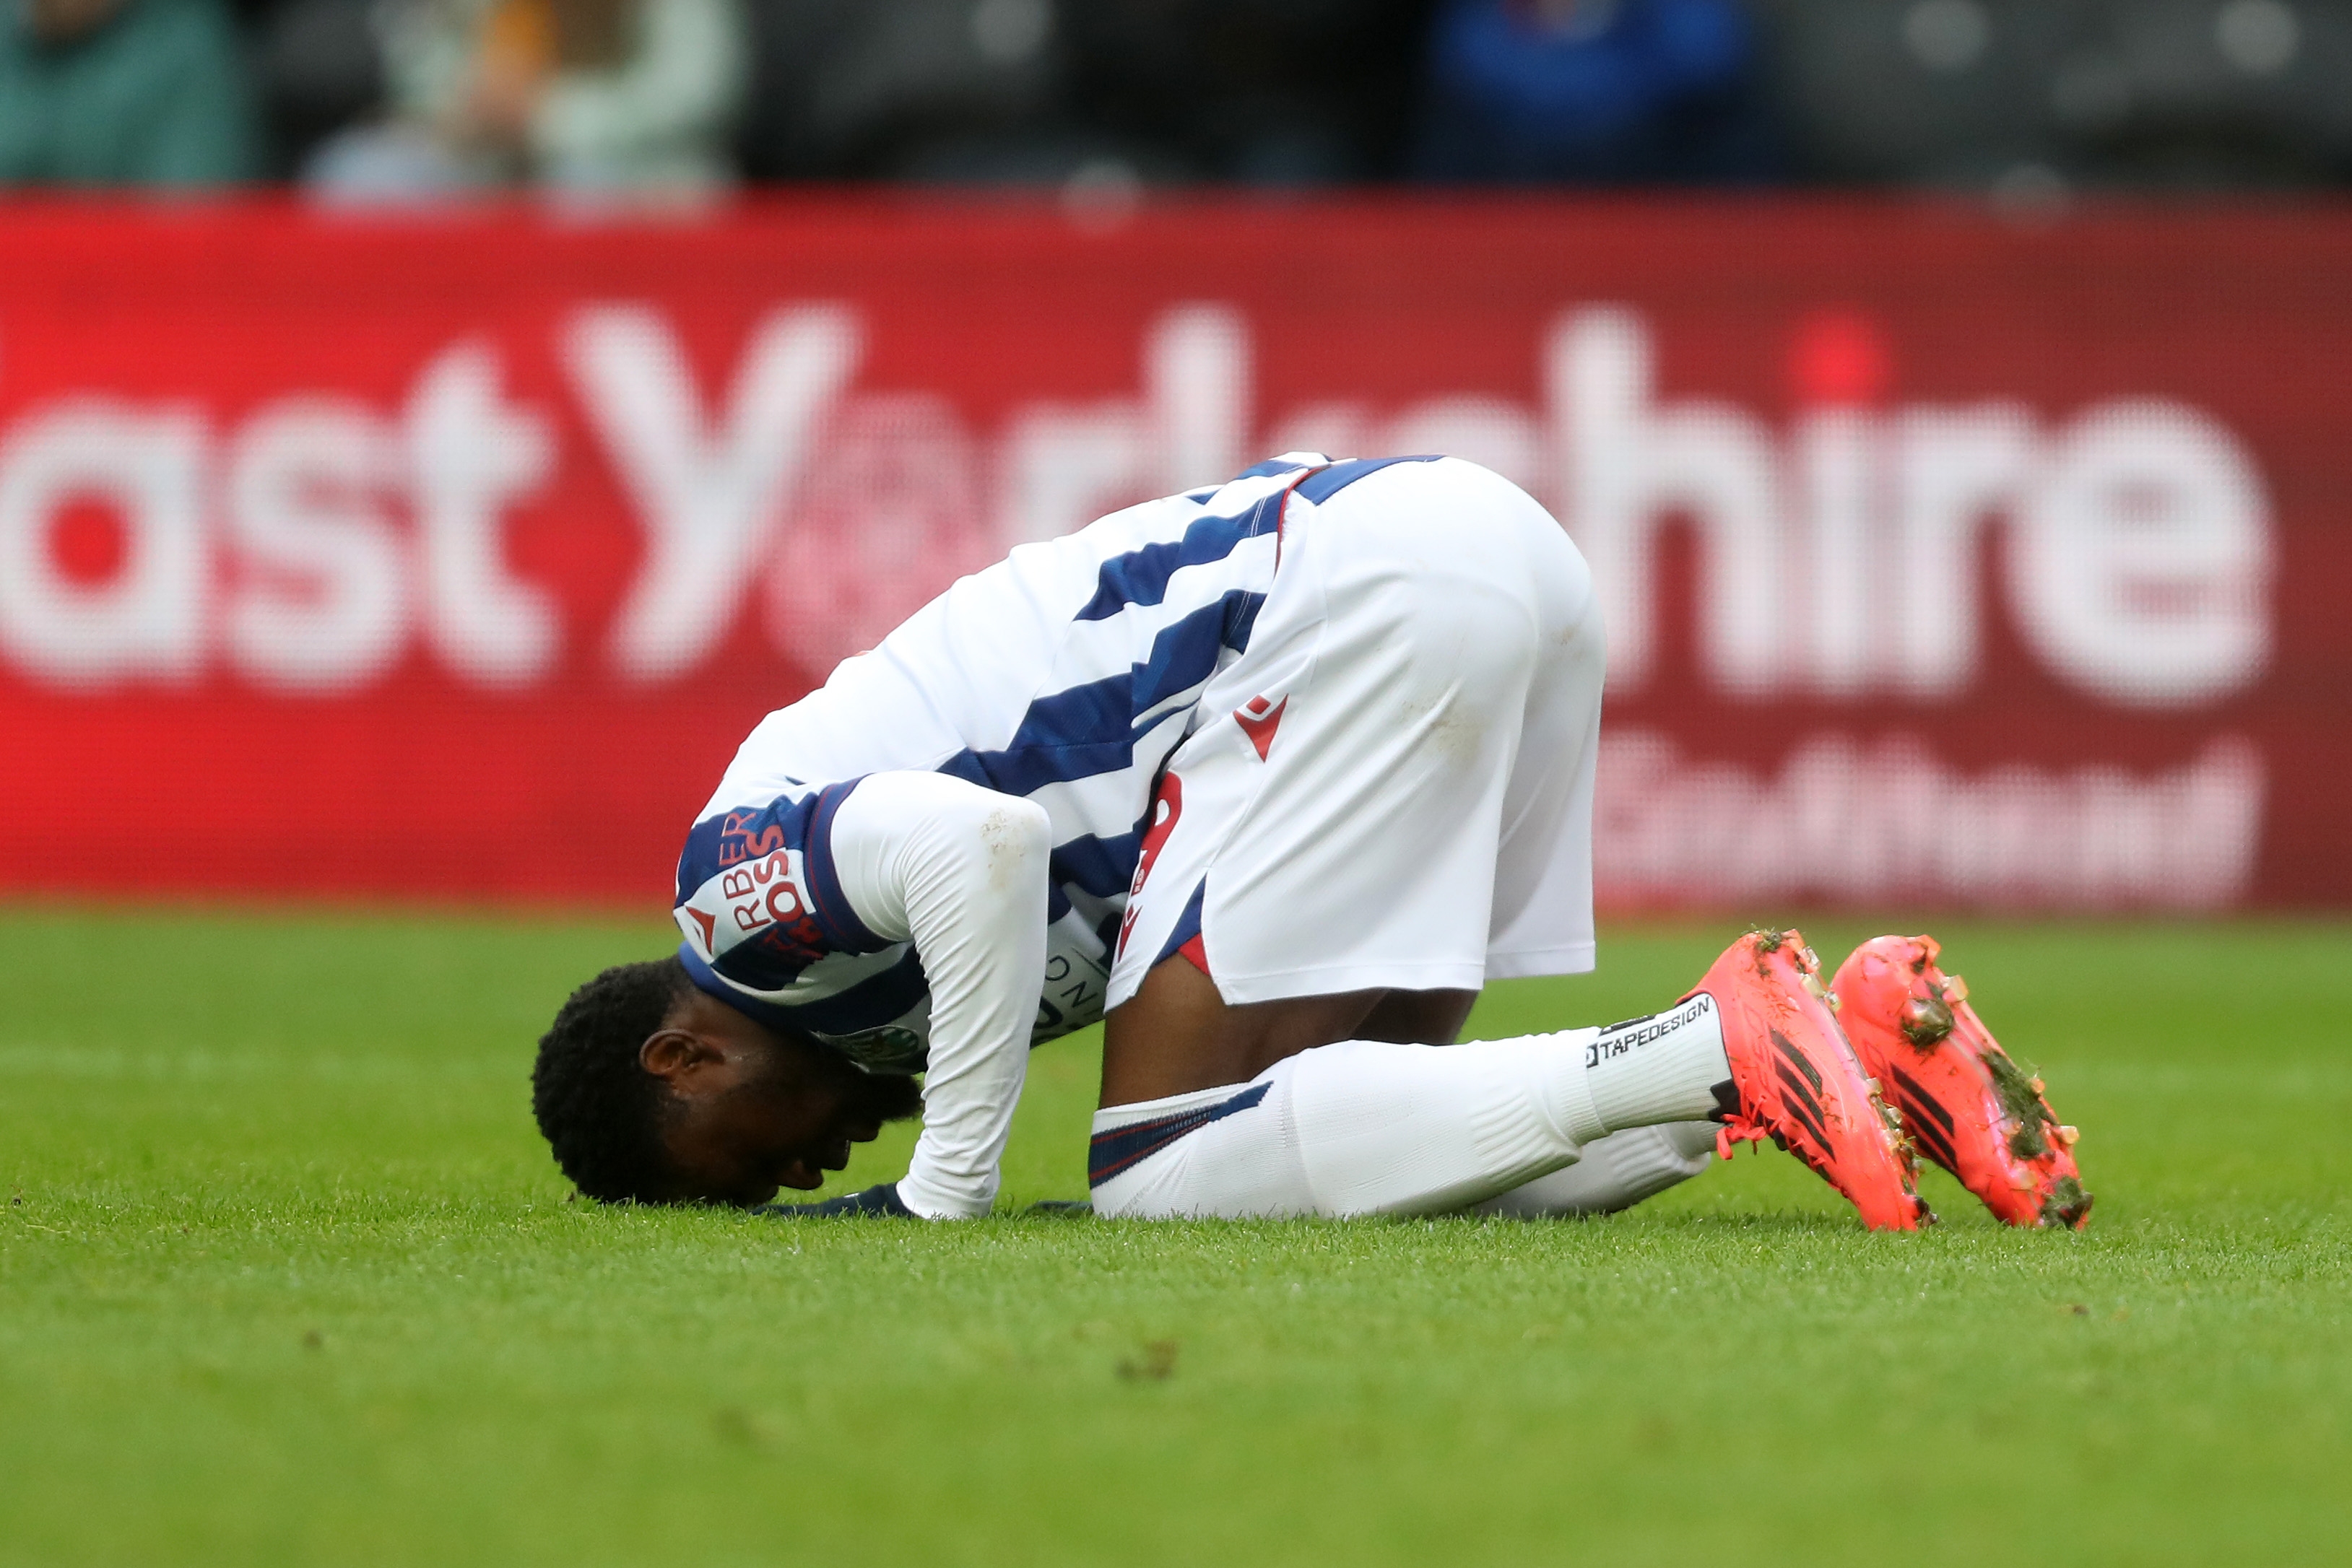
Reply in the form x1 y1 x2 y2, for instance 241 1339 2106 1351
1235 694 1287 761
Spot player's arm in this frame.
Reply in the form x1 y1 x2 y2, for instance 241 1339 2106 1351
824 770 1051 1219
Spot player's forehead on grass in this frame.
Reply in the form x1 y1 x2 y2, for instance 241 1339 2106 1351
531 955 920 1208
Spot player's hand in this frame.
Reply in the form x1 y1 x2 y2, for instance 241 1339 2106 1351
752 1182 915 1218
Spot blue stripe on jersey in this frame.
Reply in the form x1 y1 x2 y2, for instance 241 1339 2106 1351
1075 491 1285 622
936 586 1264 800
1294 454 1441 504
705 925 813 994
1002 672 1134 757
1132 596 1244 713
1223 589 1266 651
1152 879 1207 969
678 941 810 1038
682 939 932 1063
1234 456 1316 482
1051 827 1147 903
1088 1081 1271 1188
936 682 1133 799
786 948 931 1037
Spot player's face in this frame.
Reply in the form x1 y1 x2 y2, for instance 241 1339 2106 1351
645 996 921 1206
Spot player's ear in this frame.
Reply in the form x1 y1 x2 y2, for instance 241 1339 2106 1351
639 1027 724 1084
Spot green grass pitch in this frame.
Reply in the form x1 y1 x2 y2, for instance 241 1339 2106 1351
3 905 2348 1566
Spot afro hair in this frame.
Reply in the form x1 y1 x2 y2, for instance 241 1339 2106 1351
531 956 692 1203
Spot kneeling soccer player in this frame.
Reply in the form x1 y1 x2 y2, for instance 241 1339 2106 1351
530 454 2088 1230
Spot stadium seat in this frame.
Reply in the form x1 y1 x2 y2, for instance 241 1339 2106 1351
734 0 1430 184
1057 0 1433 183
256 0 385 173
1752 0 2073 184
2062 0 2352 184
1756 0 2352 188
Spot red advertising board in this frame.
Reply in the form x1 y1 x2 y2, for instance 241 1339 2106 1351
1 196 2346 909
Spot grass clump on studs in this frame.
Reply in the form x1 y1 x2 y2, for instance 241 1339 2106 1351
1979 1037 2057 1159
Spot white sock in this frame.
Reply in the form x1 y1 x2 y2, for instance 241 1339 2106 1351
1088 999 1730 1220
1475 1122 1720 1218
1090 1036 1592 1219
1581 993 1732 1133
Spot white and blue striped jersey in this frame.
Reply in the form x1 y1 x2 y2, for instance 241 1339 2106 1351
672 453 1458 1067
674 452 1475 1216
672 456 1456 1068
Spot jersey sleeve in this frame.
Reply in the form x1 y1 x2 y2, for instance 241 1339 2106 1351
823 770 1051 1219
673 780 893 996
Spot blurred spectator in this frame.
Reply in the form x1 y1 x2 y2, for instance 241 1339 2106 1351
1412 0 1779 183
18 0 2340 193
0 0 260 186
305 0 744 200
736 0 1072 181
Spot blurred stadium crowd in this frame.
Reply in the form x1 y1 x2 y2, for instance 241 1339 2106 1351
3 0 2348 199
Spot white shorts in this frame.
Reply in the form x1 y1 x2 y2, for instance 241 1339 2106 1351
1104 456 1605 1010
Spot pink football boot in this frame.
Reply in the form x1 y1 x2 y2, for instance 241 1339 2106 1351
1693 930 1929 1232
1834 936 2092 1230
